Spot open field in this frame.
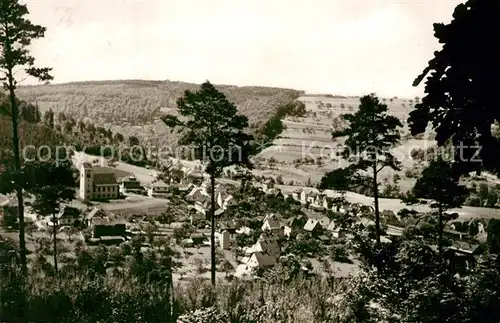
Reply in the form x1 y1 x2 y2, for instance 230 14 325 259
254 95 439 191
16 80 303 146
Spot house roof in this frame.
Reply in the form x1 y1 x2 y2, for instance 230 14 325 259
475 232 487 244
357 217 375 227
326 221 337 231
186 187 209 200
263 218 281 230
57 206 80 219
307 191 318 198
94 217 126 226
252 252 277 267
449 241 481 254
381 210 396 217
319 216 331 225
287 215 306 227
150 180 168 188
93 172 118 185
119 175 140 183
81 162 93 169
257 237 280 256
318 235 330 241
219 220 238 230
0 194 8 205
0 194 18 208
304 219 320 231
85 207 107 221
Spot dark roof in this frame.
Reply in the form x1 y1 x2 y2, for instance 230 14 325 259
150 180 168 188
449 241 482 254
252 251 276 267
264 218 281 229
99 236 125 241
85 207 108 221
219 220 237 230
94 217 126 226
58 206 80 219
0 194 18 207
93 173 118 185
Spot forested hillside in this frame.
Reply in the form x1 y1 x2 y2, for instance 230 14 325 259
16 80 303 146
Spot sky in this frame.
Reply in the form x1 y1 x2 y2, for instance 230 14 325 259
23 0 463 98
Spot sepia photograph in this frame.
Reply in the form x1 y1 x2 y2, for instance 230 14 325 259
1 0 500 322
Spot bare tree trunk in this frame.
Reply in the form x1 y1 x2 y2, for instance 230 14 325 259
210 170 216 287
438 205 444 257
52 214 58 274
167 255 174 320
372 162 381 245
7 70 27 275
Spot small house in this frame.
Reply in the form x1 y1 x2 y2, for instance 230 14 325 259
218 220 239 238
246 251 277 270
262 218 281 231
119 175 144 194
220 230 230 250
189 209 206 226
381 209 396 219
261 179 275 192
262 218 285 238
93 218 126 238
185 186 209 204
305 191 318 204
99 236 125 246
0 194 18 226
356 217 375 229
250 236 281 258
190 233 205 245
314 194 327 207
148 180 169 198
360 205 375 216
443 229 465 241
318 216 331 228
326 220 337 232
287 215 307 229
84 207 111 228
448 241 485 270
292 189 303 202
304 219 323 234
57 206 81 227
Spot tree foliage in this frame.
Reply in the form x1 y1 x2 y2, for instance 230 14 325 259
320 94 402 244
0 0 53 274
413 157 468 210
413 157 467 253
162 81 253 287
409 0 500 175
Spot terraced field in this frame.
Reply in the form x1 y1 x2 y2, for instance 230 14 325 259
255 95 433 192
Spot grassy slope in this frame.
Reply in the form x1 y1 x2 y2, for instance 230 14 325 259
16 80 304 147
255 96 437 191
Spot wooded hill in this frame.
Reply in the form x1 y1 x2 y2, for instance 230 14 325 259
15 80 304 146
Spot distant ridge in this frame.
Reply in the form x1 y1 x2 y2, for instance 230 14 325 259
302 94 362 99
15 79 304 147
19 79 306 93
